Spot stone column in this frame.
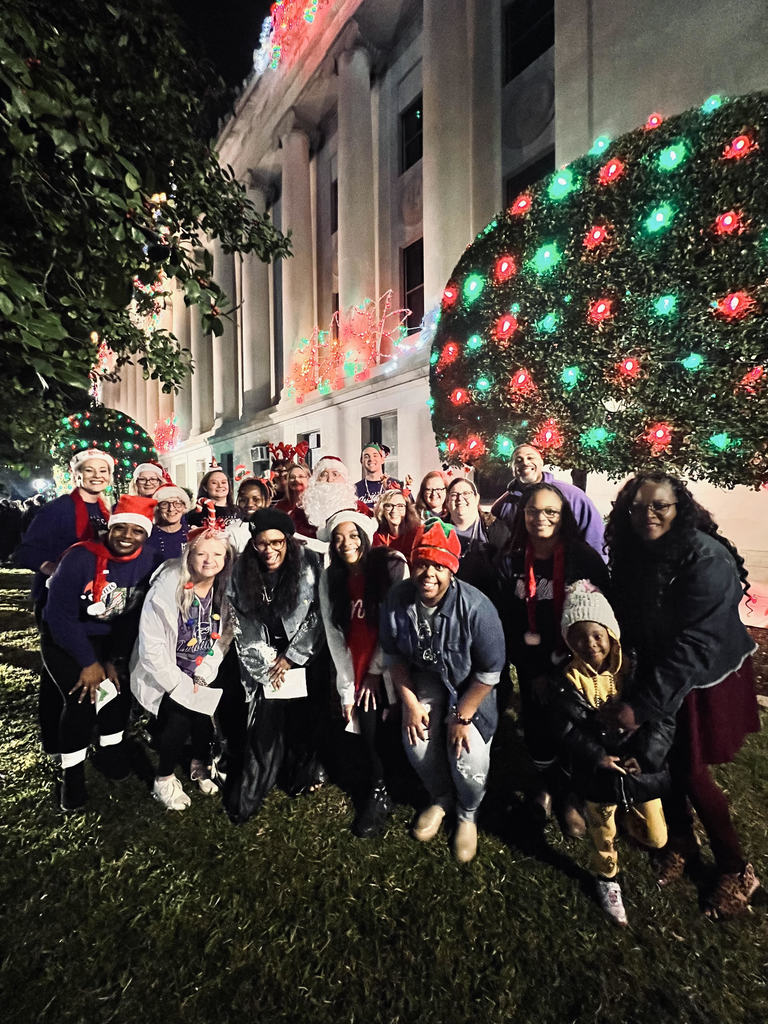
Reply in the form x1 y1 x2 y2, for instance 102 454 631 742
278 117 315 383
189 305 214 436
134 363 148 431
211 239 239 424
172 286 193 438
145 378 160 437
337 44 375 312
240 177 274 415
422 0 472 308
124 362 137 423
469 0 502 233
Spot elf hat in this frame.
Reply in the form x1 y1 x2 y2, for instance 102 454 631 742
314 456 349 481
360 442 391 461
410 518 461 574
108 495 156 536
70 448 115 476
561 579 621 645
318 508 377 543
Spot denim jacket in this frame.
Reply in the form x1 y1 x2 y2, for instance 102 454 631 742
379 577 506 741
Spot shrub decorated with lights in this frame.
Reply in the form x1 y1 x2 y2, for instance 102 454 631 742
430 92 768 488
51 406 158 495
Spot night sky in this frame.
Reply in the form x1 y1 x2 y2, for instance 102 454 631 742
172 0 273 87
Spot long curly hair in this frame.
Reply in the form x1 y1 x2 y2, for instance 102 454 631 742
233 533 303 619
605 471 750 595
326 528 398 633
175 529 235 619
506 481 584 554
374 488 421 537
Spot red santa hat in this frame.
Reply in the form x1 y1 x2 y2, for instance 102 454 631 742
409 518 461 574
313 455 349 481
108 495 157 536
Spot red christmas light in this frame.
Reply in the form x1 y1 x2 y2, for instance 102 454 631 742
598 158 625 185
739 365 764 394
494 255 517 282
442 284 458 307
714 210 744 235
588 298 614 323
509 193 532 215
450 387 470 406
440 341 459 364
508 368 537 397
643 422 673 450
446 438 460 455
713 290 756 319
644 112 663 129
618 357 641 379
464 435 486 458
495 313 519 342
583 224 610 250
722 133 757 160
533 418 563 450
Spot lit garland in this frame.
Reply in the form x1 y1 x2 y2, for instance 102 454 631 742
154 415 180 453
283 290 413 402
50 407 158 495
251 1 331 76
430 91 768 487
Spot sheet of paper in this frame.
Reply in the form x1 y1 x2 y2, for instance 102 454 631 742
170 674 222 716
95 679 118 713
344 711 361 734
263 667 308 700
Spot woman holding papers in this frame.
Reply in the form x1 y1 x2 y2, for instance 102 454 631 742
132 516 235 810
224 508 325 823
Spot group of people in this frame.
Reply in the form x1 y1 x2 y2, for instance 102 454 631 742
11 438 762 927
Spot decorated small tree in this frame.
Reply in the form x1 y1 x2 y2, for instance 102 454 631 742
430 91 768 489
51 406 158 496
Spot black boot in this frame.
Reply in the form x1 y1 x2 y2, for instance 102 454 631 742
352 781 392 838
61 763 87 812
93 741 131 781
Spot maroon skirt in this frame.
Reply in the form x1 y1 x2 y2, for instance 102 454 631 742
675 657 761 769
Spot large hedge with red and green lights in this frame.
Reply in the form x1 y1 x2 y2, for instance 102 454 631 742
430 91 768 488
51 406 158 496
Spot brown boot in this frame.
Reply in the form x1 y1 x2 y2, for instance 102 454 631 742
705 863 760 919
654 837 700 888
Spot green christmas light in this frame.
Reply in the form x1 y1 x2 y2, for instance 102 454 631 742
466 334 484 351
548 169 576 201
510 302 521 314
709 432 731 451
701 94 723 113
530 242 562 274
681 352 704 371
658 142 688 171
589 135 611 156
536 312 559 333
653 294 677 316
581 426 614 449
561 365 582 389
426 396 435 410
124 442 132 450
563 294 572 304
463 273 485 303
430 351 439 365
475 376 492 392
644 204 674 234
496 435 514 455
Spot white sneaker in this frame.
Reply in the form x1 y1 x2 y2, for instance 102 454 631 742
596 878 628 926
153 775 191 811
190 761 218 796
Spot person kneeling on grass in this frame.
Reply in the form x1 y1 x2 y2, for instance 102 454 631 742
547 581 674 926
40 495 159 812
379 520 506 863
319 509 409 837
131 517 235 811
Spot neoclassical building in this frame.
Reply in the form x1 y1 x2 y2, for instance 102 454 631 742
105 0 768 607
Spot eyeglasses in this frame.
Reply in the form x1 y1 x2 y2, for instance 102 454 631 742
157 500 186 511
448 491 474 504
254 538 286 552
424 487 446 496
524 507 562 520
383 503 406 512
629 501 677 517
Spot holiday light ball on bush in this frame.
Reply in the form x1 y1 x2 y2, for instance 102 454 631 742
51 406 159 495
430 91 768 488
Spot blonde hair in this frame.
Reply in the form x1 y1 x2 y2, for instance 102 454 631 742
374 488 420 535
175 529 235 619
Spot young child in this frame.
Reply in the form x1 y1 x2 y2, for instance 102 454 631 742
549 580 674 926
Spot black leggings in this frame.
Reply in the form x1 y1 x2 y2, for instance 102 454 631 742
356 703 385 784
156 693 216 777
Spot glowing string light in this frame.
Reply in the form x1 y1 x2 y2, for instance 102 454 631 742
598 158 625 185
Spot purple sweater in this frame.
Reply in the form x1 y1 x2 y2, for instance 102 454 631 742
43 544 157 667
490 471 606 560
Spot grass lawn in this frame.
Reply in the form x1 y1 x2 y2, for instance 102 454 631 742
1 567 766 1024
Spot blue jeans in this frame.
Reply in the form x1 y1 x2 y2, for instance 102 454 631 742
402 672 491 823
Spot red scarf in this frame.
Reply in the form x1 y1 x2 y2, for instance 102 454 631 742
71 489 110 541
524 540 565 645
75 539 144 606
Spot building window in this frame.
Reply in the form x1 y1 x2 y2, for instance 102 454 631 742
503 0 554 84
402 238 424 333
330 179 338 234
505 148 555 206
400 94 423 173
